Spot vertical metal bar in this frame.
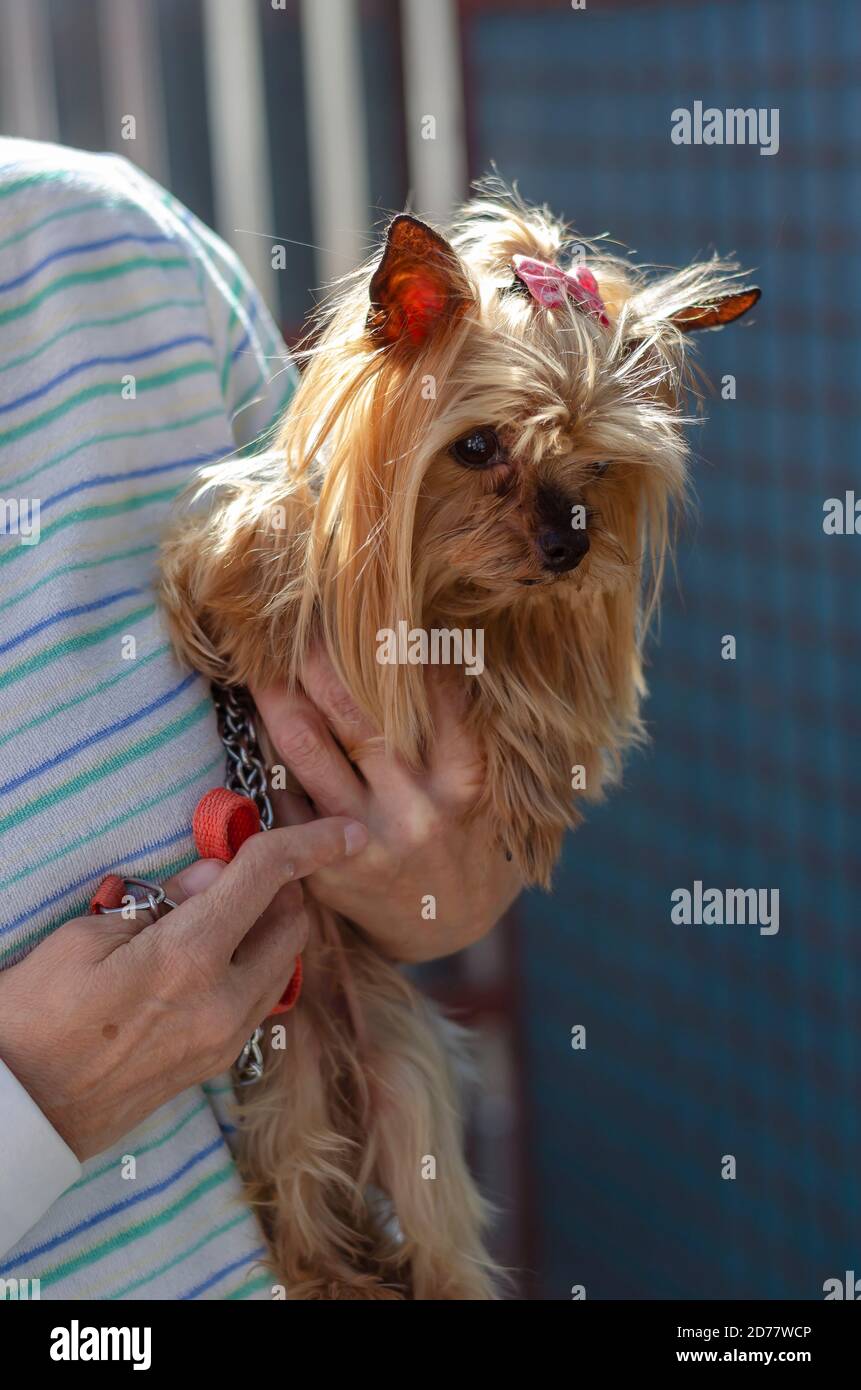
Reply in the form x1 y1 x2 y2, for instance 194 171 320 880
201 0 278 312
299 0 370 285
0 0 59 142
400 0 468 223
97 0 169 185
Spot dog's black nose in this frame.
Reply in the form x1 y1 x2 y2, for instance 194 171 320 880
537 526 590 573
535 484 590 573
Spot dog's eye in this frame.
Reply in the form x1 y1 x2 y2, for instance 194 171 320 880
450 427 502 470
592 461 609 477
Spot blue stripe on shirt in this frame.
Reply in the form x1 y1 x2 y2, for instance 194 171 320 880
0 823 192 940
179 1246 268 1301
41 450 224 511
0 230 172 295
0 587 143 657
0 1137 225 1272
0 334 214 415
0 672 196 795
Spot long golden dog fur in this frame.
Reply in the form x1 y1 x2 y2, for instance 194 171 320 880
159 181 758 1298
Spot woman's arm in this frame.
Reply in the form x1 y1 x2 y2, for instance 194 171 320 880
0 1061 82 1258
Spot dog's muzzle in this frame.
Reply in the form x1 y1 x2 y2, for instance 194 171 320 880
536 525 590 573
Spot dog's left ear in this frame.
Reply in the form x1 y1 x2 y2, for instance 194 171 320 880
669 286 761 332
367 214 475 348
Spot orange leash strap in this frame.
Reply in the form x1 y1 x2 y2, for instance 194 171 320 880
89 874 126 912
193 788 303 1015
91 793 302 1014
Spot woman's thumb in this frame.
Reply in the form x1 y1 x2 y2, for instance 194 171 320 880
167 858 226 905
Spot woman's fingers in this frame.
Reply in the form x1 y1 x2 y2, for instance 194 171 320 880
301 648 422 801
251 682 368 820
86 859 226 948
424 668 485 809
165 858 227 905
174 817 367 963
230 879 309 1015
269 781 317 828
300 648 378 754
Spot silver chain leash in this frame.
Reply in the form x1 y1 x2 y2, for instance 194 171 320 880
212 684 274 1086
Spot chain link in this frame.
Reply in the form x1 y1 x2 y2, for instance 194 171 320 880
212 683 274 1085
215 684 275 831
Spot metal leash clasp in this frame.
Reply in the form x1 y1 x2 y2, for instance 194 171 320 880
234 1026 266 1086
94 877 178 919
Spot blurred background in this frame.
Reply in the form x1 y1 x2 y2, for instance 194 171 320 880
1 0 858 1299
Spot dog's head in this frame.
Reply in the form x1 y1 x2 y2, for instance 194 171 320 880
282 186 757 756
172 186 758 882
289 191 757 621
290 191 756 618
361 203 756 614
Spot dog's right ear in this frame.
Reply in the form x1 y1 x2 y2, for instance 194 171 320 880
367 214 475 349
669 286 761 332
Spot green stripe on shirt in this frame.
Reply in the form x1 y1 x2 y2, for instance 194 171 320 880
0 696 211 835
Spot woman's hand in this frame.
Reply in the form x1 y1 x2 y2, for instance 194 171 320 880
251 652 522 963
0 817 365 1160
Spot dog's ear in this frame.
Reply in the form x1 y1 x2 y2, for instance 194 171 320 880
669 286 761 332
367 214 475 348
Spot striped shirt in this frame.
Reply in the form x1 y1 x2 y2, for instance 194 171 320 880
0 138 295 1299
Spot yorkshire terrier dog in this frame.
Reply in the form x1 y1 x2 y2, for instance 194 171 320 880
159 183 759 1298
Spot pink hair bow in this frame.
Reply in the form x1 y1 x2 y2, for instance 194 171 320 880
511 254 610 327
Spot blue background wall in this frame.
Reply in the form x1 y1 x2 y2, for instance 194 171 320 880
463 0 860 1298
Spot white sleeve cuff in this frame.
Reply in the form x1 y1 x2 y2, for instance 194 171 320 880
0 1057 82 1258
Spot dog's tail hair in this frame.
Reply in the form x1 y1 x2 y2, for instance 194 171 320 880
236 907 504 1300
